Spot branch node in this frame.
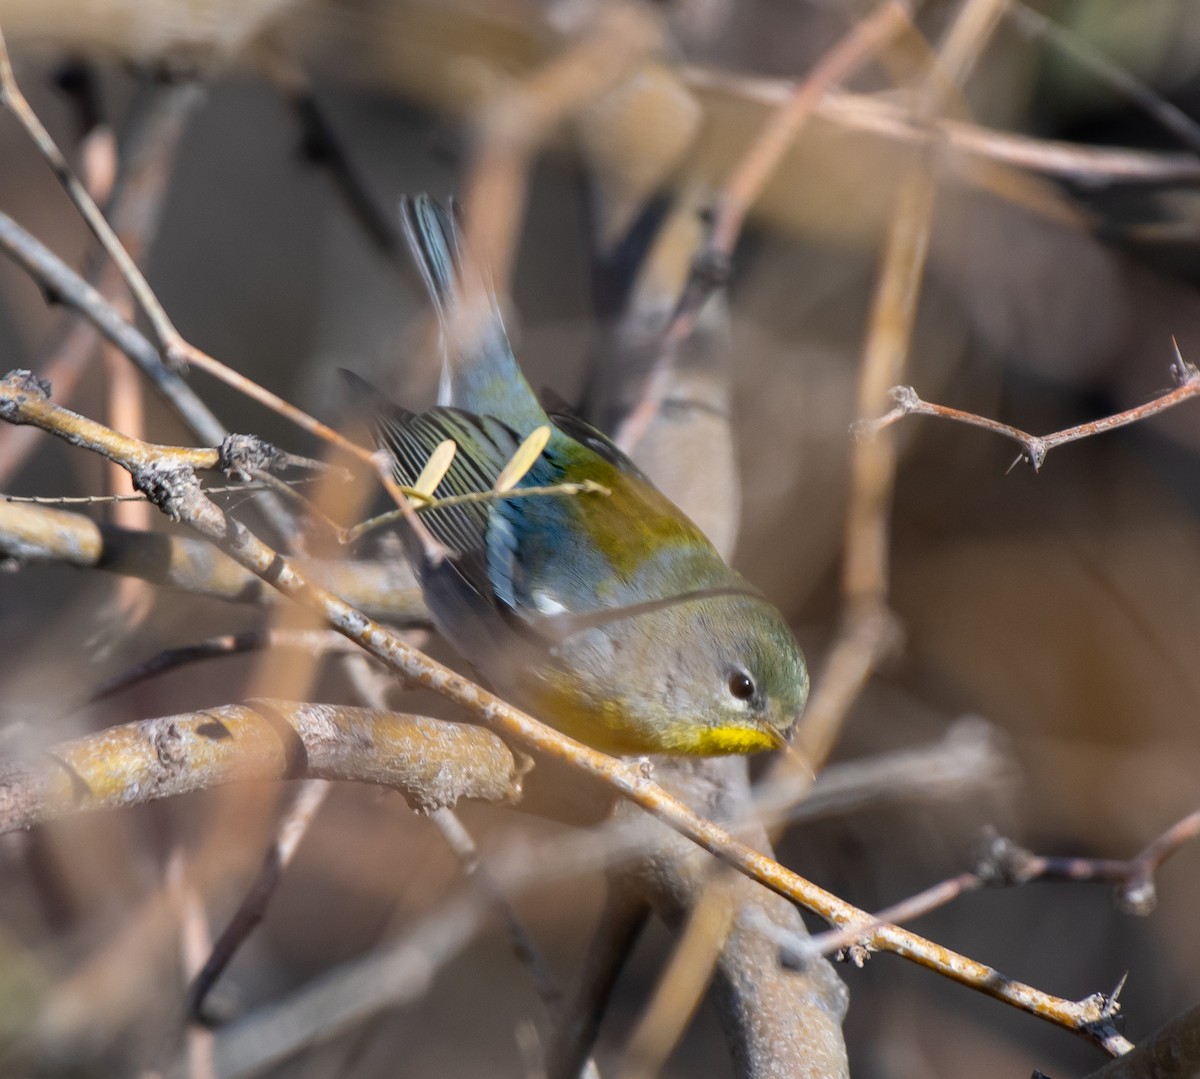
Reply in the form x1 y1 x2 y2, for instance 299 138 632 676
890 384 921 413
0 370 52 424
688 247 732 291
972 828 1039 886
163 340 190 374
218 433 280 481
1073 979 1133 1056
838 942 873 968
130 461 201 522
1078 980 1125 1027
1116 874 1157 916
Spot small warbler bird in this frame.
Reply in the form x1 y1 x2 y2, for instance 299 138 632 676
350 195 807 755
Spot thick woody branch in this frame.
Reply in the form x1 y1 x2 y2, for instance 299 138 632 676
0 701 521 833
0 499 427 622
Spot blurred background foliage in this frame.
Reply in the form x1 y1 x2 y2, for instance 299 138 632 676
3 1 1200 1076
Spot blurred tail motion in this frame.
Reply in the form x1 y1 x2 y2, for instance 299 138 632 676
398 195 547 434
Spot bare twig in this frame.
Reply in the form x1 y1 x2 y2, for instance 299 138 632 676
0 377 306 484
0 499 428 622
0 372 1137 1053
863 344 1200 469
762 872 985 970
683 70 1200 186
764 808 1200 972
971 813 1200 917
339 480 610 546
5 478 322 504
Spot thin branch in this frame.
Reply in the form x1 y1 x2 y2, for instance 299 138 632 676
342 480 610 545
683 71 1200 186
87 629 365 705
760 872 986 971
863 345 1200 470
0 371 1136 1053
5 478 321 504
0 378 307 483
0 499 428 622
765 807 1200 979
971 814 1200 917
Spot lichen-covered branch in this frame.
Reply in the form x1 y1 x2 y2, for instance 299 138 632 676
0 700 521 833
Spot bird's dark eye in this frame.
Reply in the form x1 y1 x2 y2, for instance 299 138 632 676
727 670 756 701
